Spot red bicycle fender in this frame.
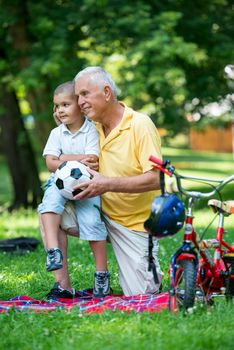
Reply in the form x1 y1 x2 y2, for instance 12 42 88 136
176 253 196 261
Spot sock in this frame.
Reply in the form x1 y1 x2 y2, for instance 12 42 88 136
57 284 73 293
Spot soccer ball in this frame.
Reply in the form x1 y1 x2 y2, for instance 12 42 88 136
54 161 91 200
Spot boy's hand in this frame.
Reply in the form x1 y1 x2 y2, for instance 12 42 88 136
53 105 61 125
81 156 99 171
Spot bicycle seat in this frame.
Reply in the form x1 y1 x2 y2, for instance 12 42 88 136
208 199 234 216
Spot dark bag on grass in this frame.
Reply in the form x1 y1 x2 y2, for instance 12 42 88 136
0 236 40 253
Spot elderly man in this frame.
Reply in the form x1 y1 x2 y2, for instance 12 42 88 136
72 67 163 296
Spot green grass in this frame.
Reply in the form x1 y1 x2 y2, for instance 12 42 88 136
0 148 234 350
1 304 234 350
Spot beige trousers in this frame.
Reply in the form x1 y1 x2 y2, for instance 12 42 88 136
103 215 163 296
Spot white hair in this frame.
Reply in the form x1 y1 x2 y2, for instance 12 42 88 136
74 66 118 98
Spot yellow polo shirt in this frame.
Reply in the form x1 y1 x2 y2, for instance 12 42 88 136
96 103 162 232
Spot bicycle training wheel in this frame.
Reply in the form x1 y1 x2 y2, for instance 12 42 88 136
169 260 197 312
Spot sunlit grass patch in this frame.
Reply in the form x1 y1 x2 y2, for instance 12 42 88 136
0 209 39 240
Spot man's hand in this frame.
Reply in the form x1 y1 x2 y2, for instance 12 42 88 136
73 168 109 200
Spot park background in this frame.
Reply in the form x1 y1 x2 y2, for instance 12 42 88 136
0 1 234 349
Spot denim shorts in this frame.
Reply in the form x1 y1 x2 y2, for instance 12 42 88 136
38 176 107 241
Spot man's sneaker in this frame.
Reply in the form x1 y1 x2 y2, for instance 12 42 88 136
46 248 63 272
46 282 78 300
93 271 111 298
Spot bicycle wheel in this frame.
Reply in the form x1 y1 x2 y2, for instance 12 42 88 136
169 259 197 312
225 260 234 301
222 254 234 301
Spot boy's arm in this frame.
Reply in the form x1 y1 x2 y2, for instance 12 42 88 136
43 128 62 172
46 154 99 172
45 155 64 172
59 154 99 171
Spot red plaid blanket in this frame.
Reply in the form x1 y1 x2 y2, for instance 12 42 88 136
0 292 169 314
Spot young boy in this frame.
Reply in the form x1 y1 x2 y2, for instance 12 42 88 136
38 81 110 298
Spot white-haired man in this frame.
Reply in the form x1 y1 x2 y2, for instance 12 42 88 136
72 66 163 296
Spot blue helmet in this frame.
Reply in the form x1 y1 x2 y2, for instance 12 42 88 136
144 193 185 238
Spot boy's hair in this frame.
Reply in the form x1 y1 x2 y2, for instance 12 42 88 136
54 81 75 96
74 66 118 98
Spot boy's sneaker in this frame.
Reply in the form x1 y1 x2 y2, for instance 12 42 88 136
93 271 111 298
46 248 63 272
46 282 78 300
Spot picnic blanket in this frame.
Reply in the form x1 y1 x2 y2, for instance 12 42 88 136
0 292 169 314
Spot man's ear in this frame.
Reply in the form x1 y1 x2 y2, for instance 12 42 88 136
104 86 112 101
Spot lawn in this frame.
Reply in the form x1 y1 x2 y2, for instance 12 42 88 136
0 148 234 350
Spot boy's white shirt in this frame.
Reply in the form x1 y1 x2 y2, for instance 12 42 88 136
43 118 99 158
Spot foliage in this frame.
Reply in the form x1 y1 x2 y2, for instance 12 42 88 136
185 91 234 130
0 0 234 141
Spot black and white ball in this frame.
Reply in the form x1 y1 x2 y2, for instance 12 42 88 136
54 161 91 200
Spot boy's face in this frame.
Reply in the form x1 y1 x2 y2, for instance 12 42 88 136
53 93 82 127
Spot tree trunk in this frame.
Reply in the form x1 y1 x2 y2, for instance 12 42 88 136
7 4 53 148
0 87 43 210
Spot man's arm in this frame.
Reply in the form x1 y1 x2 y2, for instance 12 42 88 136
73 168 160 200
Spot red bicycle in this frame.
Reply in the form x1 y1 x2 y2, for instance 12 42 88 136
150 155 234 311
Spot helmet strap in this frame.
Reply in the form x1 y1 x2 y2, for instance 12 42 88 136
160 170 165 195
147 170 165 285
148 234 159 284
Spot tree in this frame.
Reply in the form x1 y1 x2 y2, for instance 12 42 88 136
0 0 234 207
0 85 43 209
0 1 45 209
0 0 85 208
74 0 233 134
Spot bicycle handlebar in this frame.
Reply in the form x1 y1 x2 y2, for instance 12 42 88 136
149 155 234 199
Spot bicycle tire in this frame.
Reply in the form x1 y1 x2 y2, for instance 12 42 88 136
225 261 234 301
169 260 197 312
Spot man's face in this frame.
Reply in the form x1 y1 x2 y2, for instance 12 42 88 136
75 75 106 122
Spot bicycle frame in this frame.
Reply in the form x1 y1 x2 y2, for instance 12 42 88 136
173 197 234 298
149 155 234 309
196 209 234 295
